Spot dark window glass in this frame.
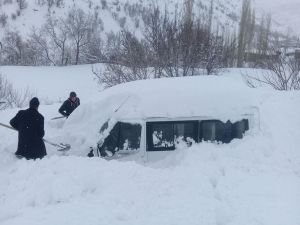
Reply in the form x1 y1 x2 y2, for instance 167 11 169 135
199 120 225 143
99 122 141 156
199 119 249 143
119 123 141 150
150 123 175 150
146 121 198 151
243 119 249 131
99 123 120 156
174 123 196 146
232 119 249 139
223 121 233 143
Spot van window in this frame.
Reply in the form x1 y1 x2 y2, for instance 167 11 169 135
232 119 249 139
119 123 141 150
200 120 224 142
99 122 141 156
146 119 249 152
199 119 249 143
146 121 198 151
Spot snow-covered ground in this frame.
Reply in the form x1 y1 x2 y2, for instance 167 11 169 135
0 65 100 104
0 66 300 225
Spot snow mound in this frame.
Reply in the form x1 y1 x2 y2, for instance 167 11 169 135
57 75 259 155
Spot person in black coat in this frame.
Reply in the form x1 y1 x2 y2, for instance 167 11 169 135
10 97 47 160
58 91 80 117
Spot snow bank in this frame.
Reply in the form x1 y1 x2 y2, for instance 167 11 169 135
0 133 299 225
0 65 101 104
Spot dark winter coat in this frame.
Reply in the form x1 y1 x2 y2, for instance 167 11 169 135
10 108 47 159
58 98 80 117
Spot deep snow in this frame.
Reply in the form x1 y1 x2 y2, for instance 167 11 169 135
0 65 299 225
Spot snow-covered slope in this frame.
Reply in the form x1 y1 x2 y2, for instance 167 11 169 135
0 64 100 103
0 0 241 39
1 0 299 39
0 65 299 225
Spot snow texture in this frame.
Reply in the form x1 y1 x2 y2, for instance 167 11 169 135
0 65 299 225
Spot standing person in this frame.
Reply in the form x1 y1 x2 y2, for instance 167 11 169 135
58 91 80 117
10 97 47 159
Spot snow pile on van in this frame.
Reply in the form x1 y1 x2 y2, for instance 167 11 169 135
60 75 259 155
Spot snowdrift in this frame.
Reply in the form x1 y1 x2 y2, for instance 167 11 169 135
58 75 259 157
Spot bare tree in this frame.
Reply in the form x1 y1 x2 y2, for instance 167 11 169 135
82 12 104 63
29 27 56 65
237 0 252 67
180 13 194 76
0 74 34 109
184 0 194 25
93 30 149 87
222 31 237 68
245 52 300 90
204 34 224 75
104 31 122 63
93 63 149 88
64 8 93 65
163 10 181 77
144 7 168 78
44 16 69 65
84 34 104 63
1 30 24 65
256 13 272 56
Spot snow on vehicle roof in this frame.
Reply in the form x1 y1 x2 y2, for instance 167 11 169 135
82 75 254 119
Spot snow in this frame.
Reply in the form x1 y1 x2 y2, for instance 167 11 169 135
0 65 101 104
0 0 240 40
59 73 260 156
2 0 299 39
0 65 300 225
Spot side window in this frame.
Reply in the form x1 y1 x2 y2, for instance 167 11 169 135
148 123 175 151
100 122 121 155
199 119 249 143
223 121 233 143
174 123 197 146
119 123 141 150
243 119 249 131
199 120 225 143
232 119 249 139
146 121 198 151
99 122 141 156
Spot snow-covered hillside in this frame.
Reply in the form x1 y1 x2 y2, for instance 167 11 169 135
0 64 100 103
0 65 299 225
0 0 241 39
1 0 299 38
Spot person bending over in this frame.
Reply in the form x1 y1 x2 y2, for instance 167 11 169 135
59 91 80 117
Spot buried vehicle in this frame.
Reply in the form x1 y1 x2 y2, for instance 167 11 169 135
63 75 259 162
95 117 252 162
